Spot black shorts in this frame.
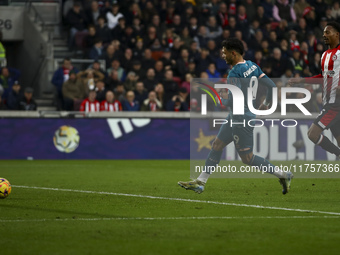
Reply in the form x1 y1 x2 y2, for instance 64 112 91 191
314 104 340 137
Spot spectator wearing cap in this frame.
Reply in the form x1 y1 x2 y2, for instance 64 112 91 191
62 70 85 111
19 87 37 111
106 4 124 30
100 90 122 112
314 17 329 41
290 48 305 74
160 48 174 71
141 91 162 111
95 15 111 44
122 90 140 111
0 66 20 100
80 90 100 112
130 60 145 80
7 81 22 110
304 7 318 31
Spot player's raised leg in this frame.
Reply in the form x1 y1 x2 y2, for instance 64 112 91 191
308 122 340 158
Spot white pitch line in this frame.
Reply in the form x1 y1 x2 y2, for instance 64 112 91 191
1 216 340 223
12 185 340 216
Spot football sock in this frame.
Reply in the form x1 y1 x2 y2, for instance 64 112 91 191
197 149 223 183
316 135 340 157
250 155 285 178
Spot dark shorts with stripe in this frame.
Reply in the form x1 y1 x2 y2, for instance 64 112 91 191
314 104 340 137
217 114 254 155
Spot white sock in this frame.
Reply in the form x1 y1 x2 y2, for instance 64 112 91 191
271 168 286 179
197 172 210 183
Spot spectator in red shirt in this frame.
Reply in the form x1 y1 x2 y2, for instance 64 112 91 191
80 90 100 112
100 90 122 112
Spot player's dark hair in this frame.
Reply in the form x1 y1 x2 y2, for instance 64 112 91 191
222 38 244 55
327 21 340 33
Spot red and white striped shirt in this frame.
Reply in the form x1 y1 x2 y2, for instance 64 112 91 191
100 100 122 112
306 44 340 106
80 99 100 112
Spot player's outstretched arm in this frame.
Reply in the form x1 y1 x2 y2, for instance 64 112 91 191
288 74 323 86
258 74 276 110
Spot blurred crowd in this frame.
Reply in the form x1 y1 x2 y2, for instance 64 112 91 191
2 0 340 112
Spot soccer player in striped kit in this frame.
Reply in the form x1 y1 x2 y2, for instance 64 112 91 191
290 21 340 158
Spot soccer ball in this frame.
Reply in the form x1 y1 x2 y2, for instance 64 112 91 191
53 125 80 153
0 178 11 199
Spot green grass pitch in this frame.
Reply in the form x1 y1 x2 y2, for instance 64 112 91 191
1 160 340 255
